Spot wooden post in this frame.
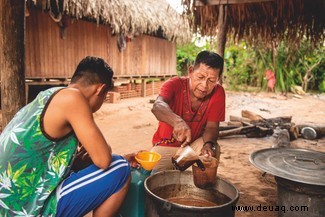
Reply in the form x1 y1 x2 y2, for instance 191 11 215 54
141 78 147 97
0 0 26 128
152 80 155 96
216 4 228 57
216 4 228 85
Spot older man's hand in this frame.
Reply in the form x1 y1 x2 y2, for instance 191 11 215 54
173 120 191 147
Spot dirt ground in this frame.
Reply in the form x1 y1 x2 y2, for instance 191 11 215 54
94 90 325 217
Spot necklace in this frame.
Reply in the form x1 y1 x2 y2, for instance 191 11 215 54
183 80 207 123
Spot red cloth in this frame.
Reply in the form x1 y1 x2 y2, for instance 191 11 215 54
152 77 225 147
265 70 276 91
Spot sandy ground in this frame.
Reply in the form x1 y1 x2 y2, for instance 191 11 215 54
94 91 325 217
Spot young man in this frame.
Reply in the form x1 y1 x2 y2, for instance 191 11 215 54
0 56 137 216
151 51 225 171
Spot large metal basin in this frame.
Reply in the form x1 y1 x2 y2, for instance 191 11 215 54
144 170 239 217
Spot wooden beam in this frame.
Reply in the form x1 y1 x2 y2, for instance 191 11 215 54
195 0 273 6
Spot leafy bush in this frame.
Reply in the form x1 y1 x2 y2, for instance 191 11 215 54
176 37 324 93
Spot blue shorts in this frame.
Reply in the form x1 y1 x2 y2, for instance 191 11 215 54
56 154 130 217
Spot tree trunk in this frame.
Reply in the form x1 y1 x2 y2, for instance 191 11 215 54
216 4 228 57
271 41 278 91
0 0 26 128
302 59 321 92
216 4 228 85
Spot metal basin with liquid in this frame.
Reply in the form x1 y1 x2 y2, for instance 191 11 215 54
144 170 239 217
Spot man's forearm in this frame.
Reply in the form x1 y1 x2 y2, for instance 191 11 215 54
152 100 184 127
202 126 219 143
202 125 221 159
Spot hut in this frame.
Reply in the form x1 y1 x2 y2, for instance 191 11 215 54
182 0 324 51
24 0 191 102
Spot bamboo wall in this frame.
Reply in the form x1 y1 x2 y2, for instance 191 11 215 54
25 8 177 79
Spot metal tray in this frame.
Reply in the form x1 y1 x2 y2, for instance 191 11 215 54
249 148 325 186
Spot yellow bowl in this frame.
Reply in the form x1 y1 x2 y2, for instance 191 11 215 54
135 151 161 171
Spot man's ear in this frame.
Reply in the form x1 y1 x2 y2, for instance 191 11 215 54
96 84 107 96
188 65 194 75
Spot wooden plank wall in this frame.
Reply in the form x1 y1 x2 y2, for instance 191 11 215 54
25 9 110 78
25 9 177 78
108 35 144 76
143 35 177 76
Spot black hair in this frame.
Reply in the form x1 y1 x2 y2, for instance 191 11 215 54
71 56 114 91
194 51 224 75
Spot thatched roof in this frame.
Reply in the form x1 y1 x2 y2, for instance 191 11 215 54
30 0 191 43
181 0 325 47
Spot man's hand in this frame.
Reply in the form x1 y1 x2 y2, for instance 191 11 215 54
76 144 92 161
173 120 191 147
123 152 142 168
200 142 217 158
71 144 93 171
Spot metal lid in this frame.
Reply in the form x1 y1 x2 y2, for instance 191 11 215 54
249 148 325 186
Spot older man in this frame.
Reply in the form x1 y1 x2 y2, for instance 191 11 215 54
151 50 225 171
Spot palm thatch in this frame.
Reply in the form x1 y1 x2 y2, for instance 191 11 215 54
181 0 325 47
29 0 191 43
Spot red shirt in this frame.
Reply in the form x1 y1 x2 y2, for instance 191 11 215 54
152 76 225 147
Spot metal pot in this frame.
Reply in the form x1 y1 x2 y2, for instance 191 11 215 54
144 170 239 217
250 148 325 217
276 176 325 217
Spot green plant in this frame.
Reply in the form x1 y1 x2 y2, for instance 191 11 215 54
319 79 325 92
176 37 211 76
224 41 261 90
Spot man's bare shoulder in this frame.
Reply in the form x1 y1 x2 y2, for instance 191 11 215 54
51 87 89 109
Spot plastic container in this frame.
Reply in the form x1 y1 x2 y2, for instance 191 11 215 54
118 167 151 217
119 151 161 217
192 157 219 188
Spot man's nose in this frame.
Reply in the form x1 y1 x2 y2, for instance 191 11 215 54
202 79 209 89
